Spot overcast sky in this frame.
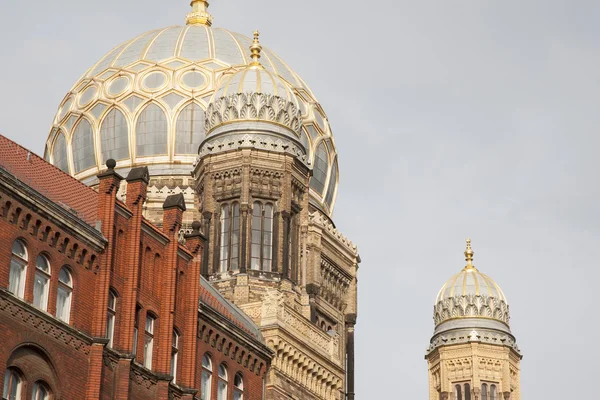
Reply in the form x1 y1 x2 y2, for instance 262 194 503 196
1 0 599 398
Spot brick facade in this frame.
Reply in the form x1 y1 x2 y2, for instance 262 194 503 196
0 136 271 399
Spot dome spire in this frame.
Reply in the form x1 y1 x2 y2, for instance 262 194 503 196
186 0 213 26
249 30 263 67
464 238 476 270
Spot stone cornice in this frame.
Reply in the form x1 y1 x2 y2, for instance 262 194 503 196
309 211 358 257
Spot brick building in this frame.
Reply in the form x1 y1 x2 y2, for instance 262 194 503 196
0 135 272 399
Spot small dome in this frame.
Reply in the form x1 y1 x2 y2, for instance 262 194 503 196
433 239 510 327
204 31 302 138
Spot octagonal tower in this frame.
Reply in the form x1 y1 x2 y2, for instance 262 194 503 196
426 240 522 400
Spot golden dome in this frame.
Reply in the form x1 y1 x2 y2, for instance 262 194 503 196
44 2 339 215
433 239 510 327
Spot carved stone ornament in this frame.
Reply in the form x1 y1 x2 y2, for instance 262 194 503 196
433 294 510 326
205 93 302 136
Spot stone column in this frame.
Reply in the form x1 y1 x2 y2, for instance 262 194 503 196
281 211 291 280
345 313 357 400
201 211 212 279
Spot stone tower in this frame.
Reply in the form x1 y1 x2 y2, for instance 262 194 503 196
192 32 359 400
426 240 522 400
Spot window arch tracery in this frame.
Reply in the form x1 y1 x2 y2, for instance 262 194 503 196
100 108 130 161
175 103 205 154
136 103 168 157
72 118 96 173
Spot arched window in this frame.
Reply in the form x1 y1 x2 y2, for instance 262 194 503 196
31 381 51 400
324 159 338 207
106 289 117 347
33 255 51 311
171 329 180 381
455 384 462 400
72 118 96 173
464 383 471 400
250 202 273 272
490 384 497 400
481 383 488 400
9 240 28 299
2 368 22 400
100 108 129 162
310 142 329 195
144 313 156 369
233 373 244 400
217 363 228 400
201 354 213 400
136 103 168 156
175 103 205 154
52 131 69 173
219 203 240 272
56 268 73 323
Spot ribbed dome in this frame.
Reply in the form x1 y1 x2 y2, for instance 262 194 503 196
433 239 510 327
43 4 340 215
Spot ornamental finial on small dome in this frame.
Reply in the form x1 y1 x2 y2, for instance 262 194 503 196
249 30 263 66
464 238 475 270
186 0 213 26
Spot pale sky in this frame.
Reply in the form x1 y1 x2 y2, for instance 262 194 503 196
1 0 599 398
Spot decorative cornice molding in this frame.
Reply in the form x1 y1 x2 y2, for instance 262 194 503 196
206 93 302 136
309 211 357 255
433 294 510 326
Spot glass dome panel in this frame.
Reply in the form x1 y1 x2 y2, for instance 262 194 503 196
136 104 168 156
145 26 184 62
182 71 206 89
114 30 158 67
175 103 205 155
143 72 167 90
58 98 73 121
310 142 329 195
52 131 69 173
325 159 338 206
109 77 130 96
101 108 130 162
180 26 210 60
300 129 310 156
72 119 96 173
79 86 97 107
212 28 244 66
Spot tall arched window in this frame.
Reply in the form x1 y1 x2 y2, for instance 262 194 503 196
234 373 244 400
144 313 156 369
9 240 28 299
31 381 51 400
52 131 69 173
2 368 22 400
455 384 462 400
201 354 213 400
219 203 240 272
310 142 329 194
481 383 488 400
56 268 73 323
217 364 228 400
464 383 471 400
72 118 96 173
490 384 497 400
33 255 51 311
107 289 117 347
100 108 130 162
171 329 180 382
324 159 338 207
250 202 273 271
136 103 168 156
175 103 205 154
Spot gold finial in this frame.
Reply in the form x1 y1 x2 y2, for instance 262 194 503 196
464 238 475 269
249 30 263 67
186 0 213 26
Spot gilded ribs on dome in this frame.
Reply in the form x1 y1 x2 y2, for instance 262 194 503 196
46 24 340 215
